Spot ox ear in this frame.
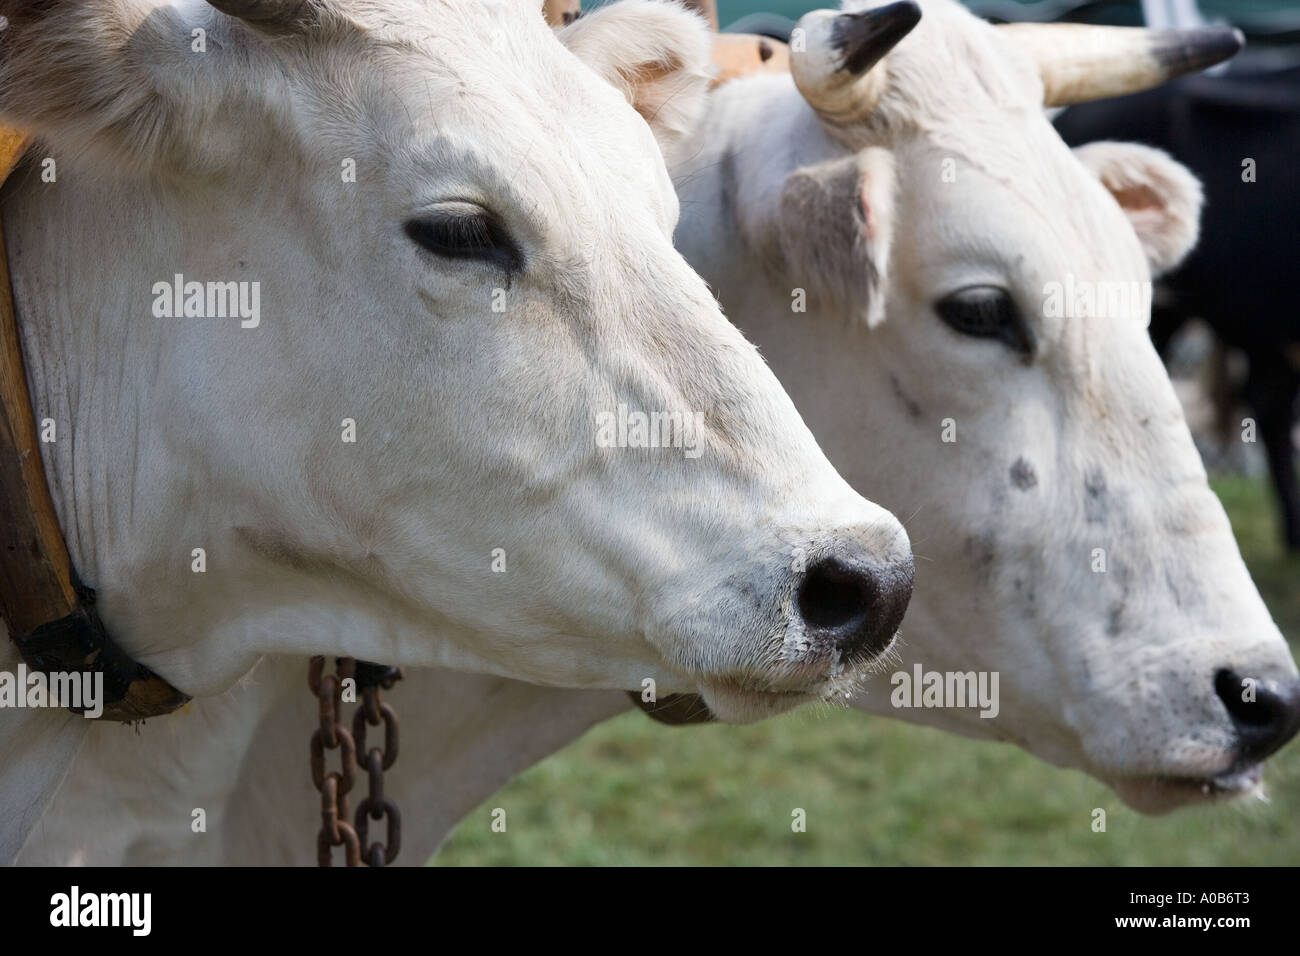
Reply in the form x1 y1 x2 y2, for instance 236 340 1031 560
1073 141 1203 277
777 148 895 328
557 0 712 165
0 3 220 171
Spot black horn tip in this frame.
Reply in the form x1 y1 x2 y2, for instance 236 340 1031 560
832 1 923 76
1151 24 1245 75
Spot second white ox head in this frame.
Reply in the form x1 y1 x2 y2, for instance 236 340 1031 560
677 0 1300 803
0 0 914 721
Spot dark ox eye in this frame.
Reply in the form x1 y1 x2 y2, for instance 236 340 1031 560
404 211 521 272
935 286 1035 356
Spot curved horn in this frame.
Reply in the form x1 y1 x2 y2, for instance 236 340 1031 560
999 23 1244 106
791 1 921 125
206 0 312 24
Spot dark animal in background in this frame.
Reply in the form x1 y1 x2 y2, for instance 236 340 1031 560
1056 66 1300 552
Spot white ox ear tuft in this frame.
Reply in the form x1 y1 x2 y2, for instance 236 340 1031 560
0 3 233 172
1073 141 1203 277
777 148 895 328
558 0 713 166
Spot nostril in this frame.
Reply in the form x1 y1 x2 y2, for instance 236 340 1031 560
1214 668 1300 762
1215 669 1273 727
796 555 912 664
798 558 876 631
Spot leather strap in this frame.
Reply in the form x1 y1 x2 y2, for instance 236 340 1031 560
0 130 190 721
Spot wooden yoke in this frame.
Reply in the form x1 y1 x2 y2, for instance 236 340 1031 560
711 32 790 86
542 0 582 27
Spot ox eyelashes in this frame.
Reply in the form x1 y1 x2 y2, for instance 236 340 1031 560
404 205 522 273
935 286 1035 357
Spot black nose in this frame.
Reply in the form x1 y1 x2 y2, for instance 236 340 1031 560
797 555 913 663
1214 669 1300 763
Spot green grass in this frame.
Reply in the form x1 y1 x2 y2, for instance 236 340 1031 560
434 476 1300 865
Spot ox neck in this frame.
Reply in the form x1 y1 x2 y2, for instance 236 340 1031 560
0 141 189 721
0 159 306 699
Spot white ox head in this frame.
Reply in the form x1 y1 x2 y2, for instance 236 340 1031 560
676 0 1300 802
0 0 915 722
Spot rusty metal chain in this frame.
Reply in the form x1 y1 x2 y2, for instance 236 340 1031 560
309 656 402 867
353 664 402 866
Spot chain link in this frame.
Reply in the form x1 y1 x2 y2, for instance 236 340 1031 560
309 656 402 866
